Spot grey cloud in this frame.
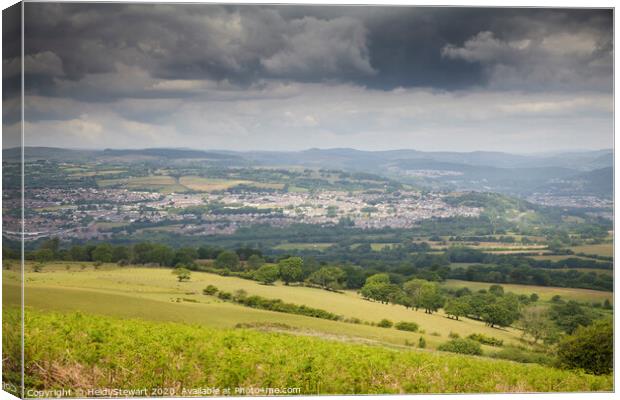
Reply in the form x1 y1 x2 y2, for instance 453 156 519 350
442 29 612 91
261 16 375 78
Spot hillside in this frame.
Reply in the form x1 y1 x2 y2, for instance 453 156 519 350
5 307 611 394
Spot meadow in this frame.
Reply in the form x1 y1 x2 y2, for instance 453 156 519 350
5 308 612 395
4 264 526 350
442 279 613 303
571 243 613 257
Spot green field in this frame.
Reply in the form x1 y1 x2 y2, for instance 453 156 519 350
571 243 613 257
443 280 612 303
5 263 533 350
97 175 188 193
5 307 611 395
179 176 253 192
3 262 613 394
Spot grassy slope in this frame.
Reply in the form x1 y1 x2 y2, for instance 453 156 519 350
6 263 530 349
6 308 612 394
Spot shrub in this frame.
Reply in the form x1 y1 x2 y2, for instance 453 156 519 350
377 319 393 328
556 318 612 375
202 285 218 296
430 332 441 337
448 331 460 339
437 339 482 356
172 267 191 282
254 264 280 285
467 333 503 347
418 337 426 348
490 346 552 365
395 321 419 332
217 291 232 300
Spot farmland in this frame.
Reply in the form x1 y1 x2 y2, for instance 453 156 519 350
571 243 613 257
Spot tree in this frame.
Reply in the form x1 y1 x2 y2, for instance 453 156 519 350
111 245 130 263
481 295 520 328
69 245 88 261
518 306 555 344
444 298 470 320
365 273 390 285
556 318 612 375
342 265 366 289
172 267 191 282
39 237 60 258
549 300 593 334
202 285 218 295
359 274 403 304
489 284 504 296
403 279 427 311
306 266 346 291
197 245 221 259
278 257 303 285
92 244 113 263
173 247 198 267
247 254 265 270
35 249 54 263
215 250 240 271
254 264 280 285
418 282 444 314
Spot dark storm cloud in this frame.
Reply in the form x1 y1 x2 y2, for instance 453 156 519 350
17 4 612 98
4 3 612 152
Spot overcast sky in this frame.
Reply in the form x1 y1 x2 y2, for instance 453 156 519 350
2 4 613 152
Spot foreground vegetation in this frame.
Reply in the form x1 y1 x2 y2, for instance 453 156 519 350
6 308 612 395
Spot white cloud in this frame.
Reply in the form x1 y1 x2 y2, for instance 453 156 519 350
16 82 612 153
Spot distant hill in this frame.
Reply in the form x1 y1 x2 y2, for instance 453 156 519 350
101 148 241 160
536 167 613 198
4 146 612 198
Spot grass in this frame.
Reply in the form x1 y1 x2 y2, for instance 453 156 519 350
179 176 252 192
5 263 532 350
97 175 188 193
571 243 613 257
6 307 611 395
443 280 612 303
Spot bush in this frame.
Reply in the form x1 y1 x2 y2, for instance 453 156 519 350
217 291 232 300
467 333 503 347
556 318 612 375
377 319 393 328
438 339 482 356
395 321 419 332
448 331 460 339
202 285 219 296
490 346 552 365
418 337 426 348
